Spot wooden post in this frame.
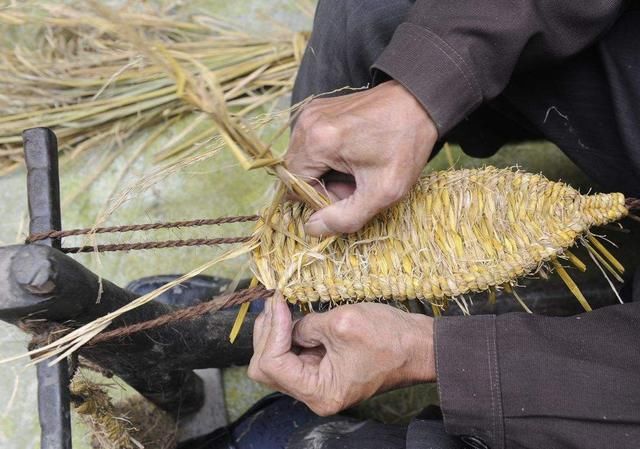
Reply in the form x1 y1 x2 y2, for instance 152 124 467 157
23 127 72 449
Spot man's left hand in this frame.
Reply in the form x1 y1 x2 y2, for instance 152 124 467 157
248 292 436 416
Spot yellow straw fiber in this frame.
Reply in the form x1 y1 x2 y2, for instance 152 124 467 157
251 166 627 306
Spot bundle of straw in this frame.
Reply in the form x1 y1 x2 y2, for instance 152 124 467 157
0 3 307 174
71 376 176 449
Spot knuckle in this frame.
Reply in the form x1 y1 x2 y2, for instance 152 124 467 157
295 107 318 131
306 398 327 416
298 384 317 401
257 358 271 374
283 150 296 167
313 405 333 417
330 308 360 338
379 182 407 206
258 357 284 376
297 109 340 146
309 120 340 146
291 319 307 340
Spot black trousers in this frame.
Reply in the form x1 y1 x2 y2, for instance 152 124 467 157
293 0 640 197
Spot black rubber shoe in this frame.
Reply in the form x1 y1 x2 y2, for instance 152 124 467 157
126 275 251 308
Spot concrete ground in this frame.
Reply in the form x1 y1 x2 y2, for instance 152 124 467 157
0 1 625 448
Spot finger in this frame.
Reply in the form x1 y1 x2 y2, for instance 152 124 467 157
252 313 266 355
251 297 273 359
292 312 330 348
325 181 356 201
285 107 345 183
262 291 294 358
323 171 356 201
248 293 285 386
285 123 328 183
253 294 311 391
304 176 407 236
248 310 270 385
297 346 326 366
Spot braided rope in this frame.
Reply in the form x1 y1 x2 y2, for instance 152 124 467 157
21 287 269 348
62 236 253 253
88 286 271 344
27 215 259 243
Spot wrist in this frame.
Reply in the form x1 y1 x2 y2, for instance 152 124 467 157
382 80 439 142
403 313 436 383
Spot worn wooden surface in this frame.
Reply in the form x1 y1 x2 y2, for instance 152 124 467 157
0 243 259 416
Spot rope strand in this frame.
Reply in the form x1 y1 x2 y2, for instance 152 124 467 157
62 236 253 253
26 215 259 243
87 286 272 345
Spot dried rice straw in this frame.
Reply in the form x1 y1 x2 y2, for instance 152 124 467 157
71 375 176 449
0 2 306 174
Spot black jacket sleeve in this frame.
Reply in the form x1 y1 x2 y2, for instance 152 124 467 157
435 301 640 449
372 0 627 135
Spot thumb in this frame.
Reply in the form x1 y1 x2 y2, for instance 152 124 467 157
304 178 405 236
292 312 331 348
262 292 294 357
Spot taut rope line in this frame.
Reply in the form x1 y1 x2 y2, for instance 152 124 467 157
27 215 259 242
25 214 259 253
62 236 253 254
22 286 272 347
87 286 271 345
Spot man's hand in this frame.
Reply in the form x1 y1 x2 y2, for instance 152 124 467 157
248 292 436 416
286 81 438 236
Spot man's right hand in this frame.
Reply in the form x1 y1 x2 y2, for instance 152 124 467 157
248 292 436 417
285 80 438 237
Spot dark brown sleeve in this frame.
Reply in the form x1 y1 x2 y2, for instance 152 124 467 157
372 0 627 135
434 302 640 449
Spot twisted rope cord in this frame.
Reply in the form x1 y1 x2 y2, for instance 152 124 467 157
87 286 271 345
21 322 71 352
21 287 271 349
27 215 259 243
62 236 253 253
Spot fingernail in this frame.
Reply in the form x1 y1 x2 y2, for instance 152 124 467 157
304 214 332 237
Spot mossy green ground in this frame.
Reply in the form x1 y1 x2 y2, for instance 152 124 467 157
0 2 596 448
